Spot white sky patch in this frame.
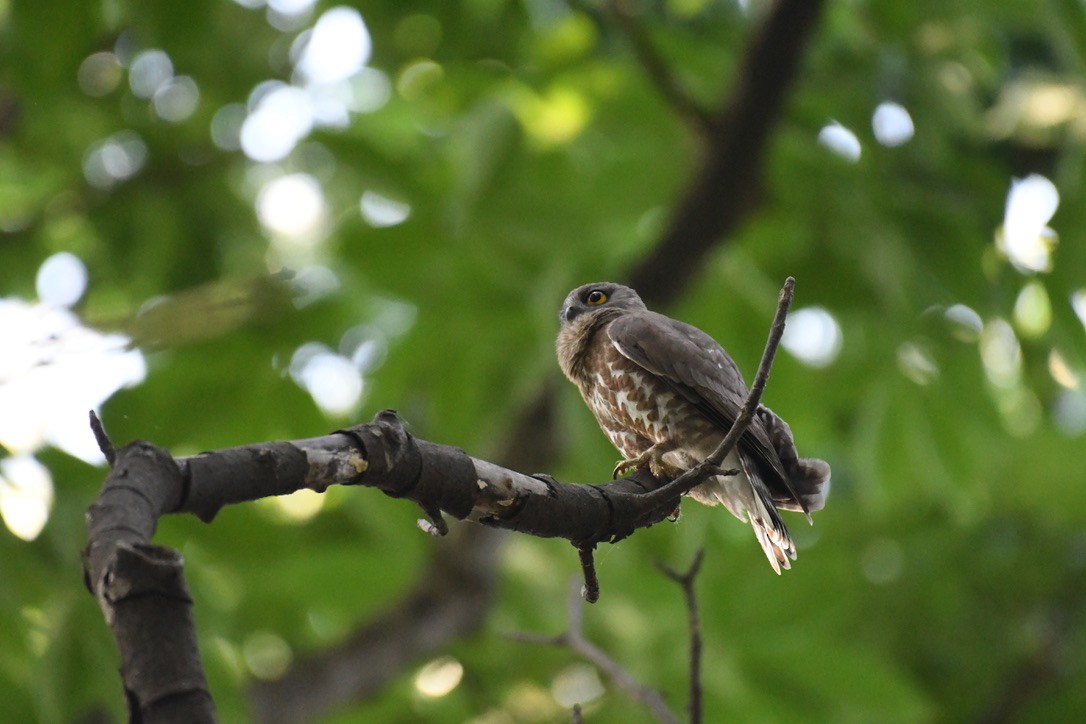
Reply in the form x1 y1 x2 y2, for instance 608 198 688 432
0 298 146 467
782 306 843 367
818 121 861 162
36 252 88 308
998 174 1059 273
360 191 410 227
872 102 914 146
256 173 326 239
296 7 372 85
0 456 54 541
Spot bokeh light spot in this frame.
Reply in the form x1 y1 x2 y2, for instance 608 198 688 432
257 173 327 240
0 456 54 541
818 121 861 162
781 306 843 367
36 252 88 308
83 131 148 189
979 318 1021 388
998 174 1059 274
1048 349 1079 390
898 342 939 386
211 103 247 151
153 75 200 123
396 59 444 102
872 102 915 146
78 52 123 97
861 538 904 585
551 663 605 708
296 6 372 85
359 191 410 227
944 304 983 343
1013 281 1051 338
240 84 314 162
243 631 292 680
289 343 362 416
129 49 174 99
415 656 464 698
1054 390 1086 436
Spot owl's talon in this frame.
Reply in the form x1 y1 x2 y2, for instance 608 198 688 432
612 459 639 479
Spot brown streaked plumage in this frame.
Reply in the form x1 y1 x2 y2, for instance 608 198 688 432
556 282 830 573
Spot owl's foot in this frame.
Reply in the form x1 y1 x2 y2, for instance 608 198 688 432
612 440 678 479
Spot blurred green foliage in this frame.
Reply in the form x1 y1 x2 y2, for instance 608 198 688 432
2 0 1085 721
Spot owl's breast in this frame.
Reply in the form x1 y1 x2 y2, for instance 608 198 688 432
579 347 705 461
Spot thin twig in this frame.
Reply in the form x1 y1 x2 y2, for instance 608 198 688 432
507 580 681 724
657 549 706 724
88 410 116 466
605 0 715 135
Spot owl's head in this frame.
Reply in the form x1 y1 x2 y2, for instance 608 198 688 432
559 282 647 325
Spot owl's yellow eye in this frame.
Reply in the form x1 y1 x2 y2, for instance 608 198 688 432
586 290 608 305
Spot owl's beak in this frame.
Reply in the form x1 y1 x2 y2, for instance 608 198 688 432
561 304 576 323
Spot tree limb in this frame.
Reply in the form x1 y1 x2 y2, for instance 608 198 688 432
627 0 826 308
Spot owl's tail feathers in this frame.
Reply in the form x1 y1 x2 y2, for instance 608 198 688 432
780 457 831 519
747 496 796 575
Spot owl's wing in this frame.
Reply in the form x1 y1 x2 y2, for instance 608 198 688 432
607 310 810 515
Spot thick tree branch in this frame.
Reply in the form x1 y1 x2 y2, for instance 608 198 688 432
85 278 793 718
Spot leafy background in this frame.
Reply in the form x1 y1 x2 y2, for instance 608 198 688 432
2 0 1085 721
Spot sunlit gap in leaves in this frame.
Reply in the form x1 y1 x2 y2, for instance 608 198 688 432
781 306 842 368
0 253 146 540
